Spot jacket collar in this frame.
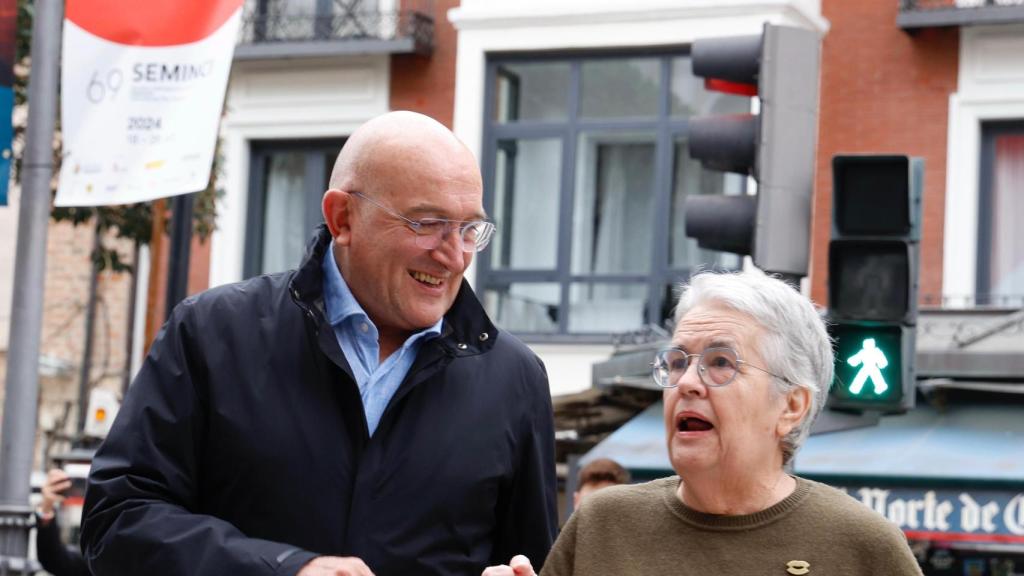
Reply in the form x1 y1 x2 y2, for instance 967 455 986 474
290 224 332 311
290 224 497 356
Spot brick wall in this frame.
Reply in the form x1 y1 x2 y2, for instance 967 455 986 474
811 0 959 306
143 199 213 350
0 215 135 465
390 0 460 128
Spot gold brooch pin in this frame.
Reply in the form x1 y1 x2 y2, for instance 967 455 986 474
786 560 810 575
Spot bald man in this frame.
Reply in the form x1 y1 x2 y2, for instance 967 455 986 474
82 112 558 576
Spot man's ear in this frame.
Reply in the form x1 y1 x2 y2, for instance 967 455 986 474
322 189 353 245
776 385 811 439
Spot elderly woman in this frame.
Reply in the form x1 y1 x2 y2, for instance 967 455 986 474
484 271 922 576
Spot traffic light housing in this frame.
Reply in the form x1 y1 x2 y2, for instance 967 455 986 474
827 155 923 413
685 23 822 277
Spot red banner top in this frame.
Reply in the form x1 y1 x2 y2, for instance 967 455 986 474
66 0 243 46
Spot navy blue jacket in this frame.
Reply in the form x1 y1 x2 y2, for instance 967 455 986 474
81 225 557 575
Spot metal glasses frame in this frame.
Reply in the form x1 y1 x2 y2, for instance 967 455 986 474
349 191 496 253
652 346 794 388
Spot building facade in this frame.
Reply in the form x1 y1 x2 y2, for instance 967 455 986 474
3 0 1023 570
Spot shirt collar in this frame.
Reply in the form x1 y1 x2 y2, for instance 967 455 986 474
321 242 443 337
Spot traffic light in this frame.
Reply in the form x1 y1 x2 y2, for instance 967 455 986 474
685 23 821 277
827 155 923 413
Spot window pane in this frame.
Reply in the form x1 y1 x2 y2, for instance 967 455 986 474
572 132 655 275
568 283 647 333
580 58 660 119
261 152 308 274
670 138 744 270
494 62 571 123
484 283 560 333
670 56 751 118
492 138 562 270
987 133 1024 300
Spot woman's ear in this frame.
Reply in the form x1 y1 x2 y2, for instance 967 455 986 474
777 385 811 439
322 189 353 245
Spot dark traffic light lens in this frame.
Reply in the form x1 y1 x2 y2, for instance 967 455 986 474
833 156 912 236
829 241 911 321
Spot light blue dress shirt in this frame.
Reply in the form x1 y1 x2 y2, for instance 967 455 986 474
321 244 443 436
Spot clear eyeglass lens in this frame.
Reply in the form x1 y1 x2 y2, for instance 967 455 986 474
462 223 482 243
464 222 494 251
411 220 493 253
654 349 688 387
412 220 447 237
702 348 739 386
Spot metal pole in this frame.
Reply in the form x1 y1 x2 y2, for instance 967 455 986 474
122 241 141 397
165 193 194 319
76 221 102 436
0 0 63 572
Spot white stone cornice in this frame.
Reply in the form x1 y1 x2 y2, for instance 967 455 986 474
449 1 829 34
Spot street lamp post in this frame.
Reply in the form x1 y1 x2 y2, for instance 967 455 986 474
0 0 63 572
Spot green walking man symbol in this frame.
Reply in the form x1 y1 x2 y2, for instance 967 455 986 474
847 338 889 395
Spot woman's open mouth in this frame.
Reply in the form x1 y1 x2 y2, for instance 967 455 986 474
676 413 714 432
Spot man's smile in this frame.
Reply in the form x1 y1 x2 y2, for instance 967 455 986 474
410 270 444 286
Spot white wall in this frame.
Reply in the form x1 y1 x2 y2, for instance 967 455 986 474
943 24 1024 305
209 55 390 288
449 0 826 396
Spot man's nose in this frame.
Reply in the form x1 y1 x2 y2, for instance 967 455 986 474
430 226 465 266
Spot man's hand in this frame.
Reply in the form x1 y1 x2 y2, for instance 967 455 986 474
481 555 537 576
297 556 375 576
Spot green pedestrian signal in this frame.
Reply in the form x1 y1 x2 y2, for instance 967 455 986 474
829 323 910 412
831 326 903 407
846 338 888 396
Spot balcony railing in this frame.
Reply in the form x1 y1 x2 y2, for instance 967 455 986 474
235 3 434 60
899 0 1024 29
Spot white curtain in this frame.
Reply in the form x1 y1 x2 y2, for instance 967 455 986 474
990 135 1024 300
569 135 654 332
262 153 307 275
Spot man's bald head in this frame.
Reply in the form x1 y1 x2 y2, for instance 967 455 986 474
328 111 478 196
320 111 485 355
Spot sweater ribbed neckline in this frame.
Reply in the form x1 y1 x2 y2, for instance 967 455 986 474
659 475 812 531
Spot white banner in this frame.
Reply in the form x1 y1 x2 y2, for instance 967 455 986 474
56 0 243 207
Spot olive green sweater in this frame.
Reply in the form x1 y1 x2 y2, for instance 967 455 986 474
541 476 923 576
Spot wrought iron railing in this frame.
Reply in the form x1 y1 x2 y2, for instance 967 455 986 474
238 2 434 54
901 0 1024 9
920 293 1024 309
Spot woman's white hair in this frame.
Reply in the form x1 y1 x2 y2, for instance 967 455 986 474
674 270 833 464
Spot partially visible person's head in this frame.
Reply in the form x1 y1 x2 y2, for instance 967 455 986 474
322 111 485 341
660 271 832 480
573 458 630 508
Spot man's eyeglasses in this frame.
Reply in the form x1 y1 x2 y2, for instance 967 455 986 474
349 191 496 253
651 346 793 388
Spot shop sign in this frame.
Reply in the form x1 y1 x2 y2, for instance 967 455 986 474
841 486 1024 542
